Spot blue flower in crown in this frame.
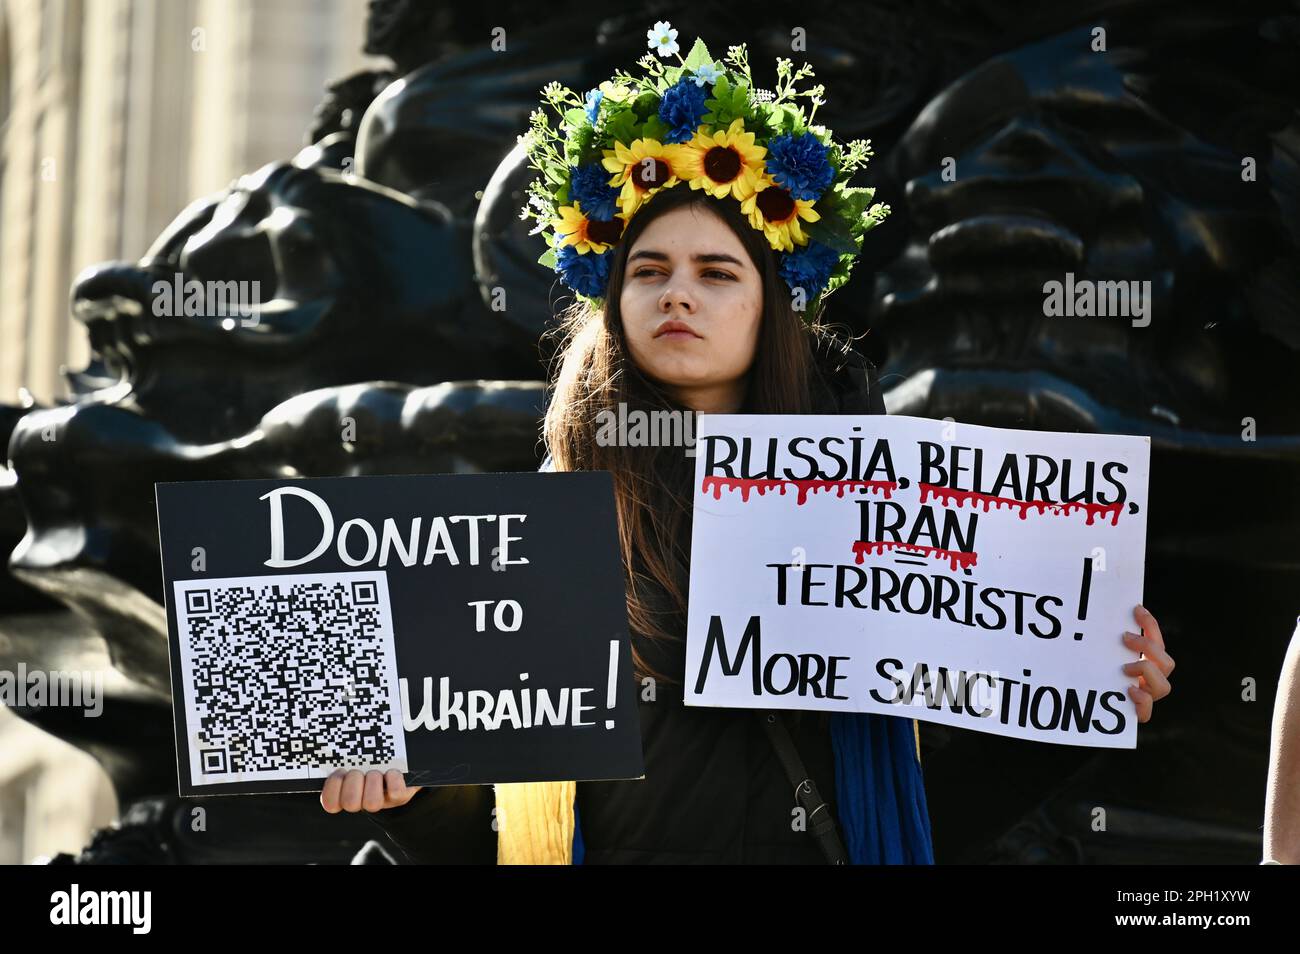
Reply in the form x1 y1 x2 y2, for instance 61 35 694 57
584 88 604 124
778 240 840 300
766 132 835 201
555 243 612 298
658 78 709 144
568 162 621 221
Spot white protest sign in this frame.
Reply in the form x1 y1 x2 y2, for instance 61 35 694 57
684 414 1151 749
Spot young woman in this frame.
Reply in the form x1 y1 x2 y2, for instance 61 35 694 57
320 184 1176 863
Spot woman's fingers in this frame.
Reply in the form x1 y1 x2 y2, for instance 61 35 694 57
362 770 386 812
1123 658 1171 701
1128 683 1154 722
1121 607 1173 727
385 769 416 807
320 770 344 813
321 768 418 813
1123 630 1175 676
339 769 366 812
1134 605 1171 662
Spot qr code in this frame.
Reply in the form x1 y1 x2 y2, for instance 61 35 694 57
172 570 408 786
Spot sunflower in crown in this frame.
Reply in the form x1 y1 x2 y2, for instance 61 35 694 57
518 21 891 311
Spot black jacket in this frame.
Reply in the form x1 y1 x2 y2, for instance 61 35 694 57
366 333 889 863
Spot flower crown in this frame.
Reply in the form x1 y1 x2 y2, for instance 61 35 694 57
518 21 891 314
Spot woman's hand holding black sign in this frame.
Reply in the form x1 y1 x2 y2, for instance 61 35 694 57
320 769 422 813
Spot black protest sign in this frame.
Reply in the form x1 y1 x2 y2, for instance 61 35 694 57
155 472 644 796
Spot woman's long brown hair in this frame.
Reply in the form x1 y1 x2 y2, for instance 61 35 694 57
541 185 845 685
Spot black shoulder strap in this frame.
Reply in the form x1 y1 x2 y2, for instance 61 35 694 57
756 710 849 865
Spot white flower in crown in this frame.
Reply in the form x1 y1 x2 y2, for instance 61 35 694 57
751 88 775 104
523 194 551 234
648 20 679 58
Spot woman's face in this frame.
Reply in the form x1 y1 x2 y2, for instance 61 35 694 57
618 204 763 413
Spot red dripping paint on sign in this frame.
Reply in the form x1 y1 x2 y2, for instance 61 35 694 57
917 483 1123 526
850 540 979 572
700 476 898 505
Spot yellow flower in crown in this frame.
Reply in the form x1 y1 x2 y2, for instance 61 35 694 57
676 117 768 201
552 200 626 254
740 175 822 253
601 138 689 219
